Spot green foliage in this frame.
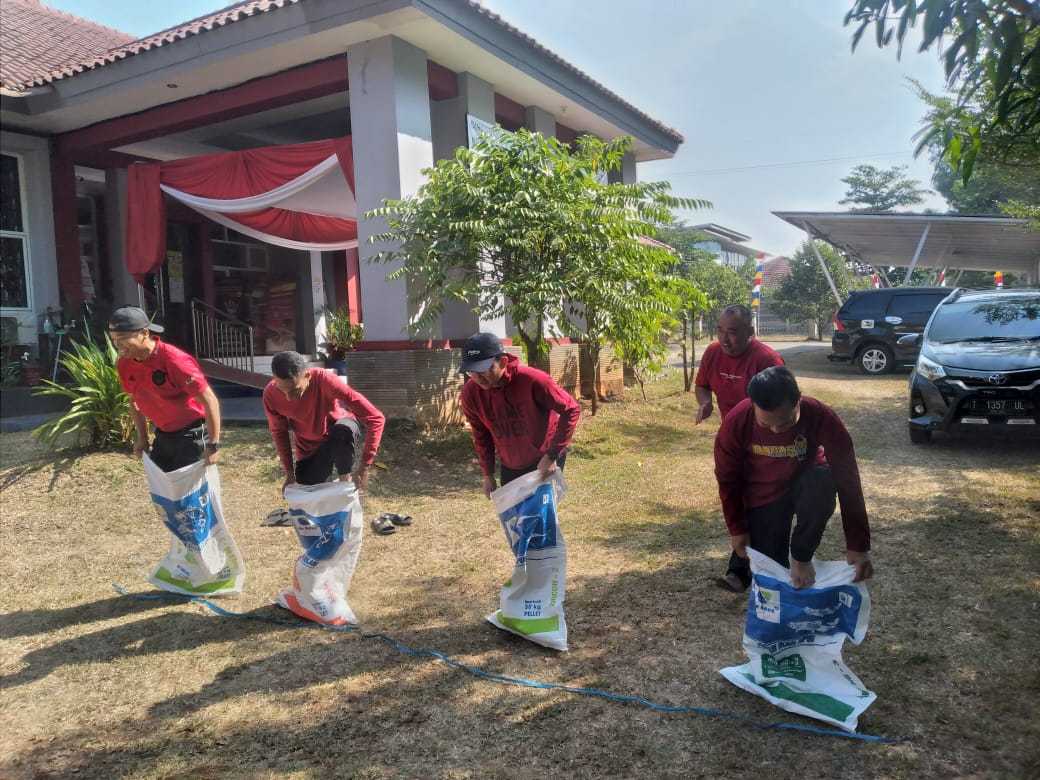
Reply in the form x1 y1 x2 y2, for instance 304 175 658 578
32 334 134 450
367 129 710 379
320 306 365 359
846 1 1040 184
771 241 857 339
839 164 929 211
1000 199 1040 230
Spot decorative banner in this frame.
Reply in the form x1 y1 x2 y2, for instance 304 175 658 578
994 271 1004 289
871 273 880 289
936 268 946 287
751 252 764 308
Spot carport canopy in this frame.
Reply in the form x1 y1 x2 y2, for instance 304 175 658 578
773 212 1040 285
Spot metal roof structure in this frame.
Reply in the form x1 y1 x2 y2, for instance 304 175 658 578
773 211 1040 283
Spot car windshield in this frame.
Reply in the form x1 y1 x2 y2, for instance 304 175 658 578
927 296 1040 343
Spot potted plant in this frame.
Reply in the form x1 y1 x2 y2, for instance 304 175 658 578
319 307 364 376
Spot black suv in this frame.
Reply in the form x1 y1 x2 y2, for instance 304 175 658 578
831 288 951 374
905 289 1040 444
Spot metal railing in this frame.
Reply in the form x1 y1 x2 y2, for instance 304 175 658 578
191 298 255 373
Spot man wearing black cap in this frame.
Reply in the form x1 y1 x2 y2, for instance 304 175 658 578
459 332 581 497
108 306 222 472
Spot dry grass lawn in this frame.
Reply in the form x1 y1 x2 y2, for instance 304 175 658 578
1 348 1038 779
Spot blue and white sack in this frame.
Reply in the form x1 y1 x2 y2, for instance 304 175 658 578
144 454 245 596
277 480 363 626
487 471 568 651
720 548 875 732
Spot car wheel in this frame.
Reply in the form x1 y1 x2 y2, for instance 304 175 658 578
909 425 932 444
858 344 894 375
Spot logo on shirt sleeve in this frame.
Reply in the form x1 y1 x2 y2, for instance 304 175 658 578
151 370 167 386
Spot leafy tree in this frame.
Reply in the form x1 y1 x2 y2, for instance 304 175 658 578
846 1 1040 183
367 130 708 397
839 164 929 211
771 241 857 340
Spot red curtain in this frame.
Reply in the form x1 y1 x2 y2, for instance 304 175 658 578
126 137 356 283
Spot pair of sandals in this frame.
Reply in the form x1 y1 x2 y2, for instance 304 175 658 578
371 512 412 535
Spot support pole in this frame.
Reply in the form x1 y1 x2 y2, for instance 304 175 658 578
802 222 843 308
901 223 931 286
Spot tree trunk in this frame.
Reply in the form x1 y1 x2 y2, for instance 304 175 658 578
681 315 691 392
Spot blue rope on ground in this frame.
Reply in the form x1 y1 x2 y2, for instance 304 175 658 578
113 584 901 744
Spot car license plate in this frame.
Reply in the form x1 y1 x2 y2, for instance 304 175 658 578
966 399 1029 413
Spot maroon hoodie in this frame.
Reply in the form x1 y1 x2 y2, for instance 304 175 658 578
461 354 581 477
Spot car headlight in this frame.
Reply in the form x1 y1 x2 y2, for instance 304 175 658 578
915 354 946 382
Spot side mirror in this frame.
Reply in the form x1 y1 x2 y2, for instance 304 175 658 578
897 333 922 348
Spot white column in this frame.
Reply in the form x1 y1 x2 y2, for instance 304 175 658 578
608 151 637 184
309 250 327 357
104 168 141 307
524 105 556 137
348 36 434 341
430 71 507 340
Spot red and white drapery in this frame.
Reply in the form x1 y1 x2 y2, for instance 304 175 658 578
126 137 358 283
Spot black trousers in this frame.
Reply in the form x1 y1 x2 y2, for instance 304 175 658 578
150 419 206 473
726 465 837 588
500 452 567 486
295 417 363 486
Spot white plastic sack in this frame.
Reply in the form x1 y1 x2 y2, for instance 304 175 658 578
277 480 363 626
487 471 568 651
144 454 245 596
720 548 875 732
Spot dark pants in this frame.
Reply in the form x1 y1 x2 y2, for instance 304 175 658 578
500 452 567 486
726 465 837 588
150 419 206 472
295 417 363 486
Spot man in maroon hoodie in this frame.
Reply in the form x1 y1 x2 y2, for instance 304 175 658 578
263 351 385 493
714 366 874 591
459 333 580 497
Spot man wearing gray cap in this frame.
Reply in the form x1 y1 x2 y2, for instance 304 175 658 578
108 306 222 471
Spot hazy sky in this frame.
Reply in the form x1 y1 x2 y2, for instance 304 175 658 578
50 0 952 255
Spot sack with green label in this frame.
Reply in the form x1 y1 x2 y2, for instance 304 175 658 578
720 547 875 732
144 455 246 596
487 471 568 651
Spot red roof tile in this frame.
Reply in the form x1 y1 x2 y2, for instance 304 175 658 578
0 0 134 91
4 0 683 146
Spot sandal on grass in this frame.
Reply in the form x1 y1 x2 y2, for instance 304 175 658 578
371 514 397 535
262 508 293 527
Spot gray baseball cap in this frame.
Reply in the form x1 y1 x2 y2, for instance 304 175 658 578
108 306 164 333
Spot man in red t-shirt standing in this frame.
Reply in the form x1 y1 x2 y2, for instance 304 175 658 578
714 366 874 592
109 307 222 472
694 305 784 425
263 351 385 493
459 333 580 496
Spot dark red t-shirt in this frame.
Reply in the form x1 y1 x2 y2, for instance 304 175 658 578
460 354 581 478
117 339 209 432
695 339 785 419
714 396 870 552
263 368 385 475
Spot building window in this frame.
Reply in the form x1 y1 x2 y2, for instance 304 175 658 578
1 154 31 310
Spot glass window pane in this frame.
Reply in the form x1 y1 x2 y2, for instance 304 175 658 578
0 236 29 308
887 293 947 317
1 155 24 233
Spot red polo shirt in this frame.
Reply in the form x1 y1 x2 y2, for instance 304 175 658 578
695 339 785 419
117 339 209 432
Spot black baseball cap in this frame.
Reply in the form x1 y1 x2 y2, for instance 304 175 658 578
108 306 164 334
459 332 505 374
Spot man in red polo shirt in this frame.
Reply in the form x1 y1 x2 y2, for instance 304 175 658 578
459 333 580 496
714 366 874 592
109 307 222 472
263 351 385 493
694 305 784 425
